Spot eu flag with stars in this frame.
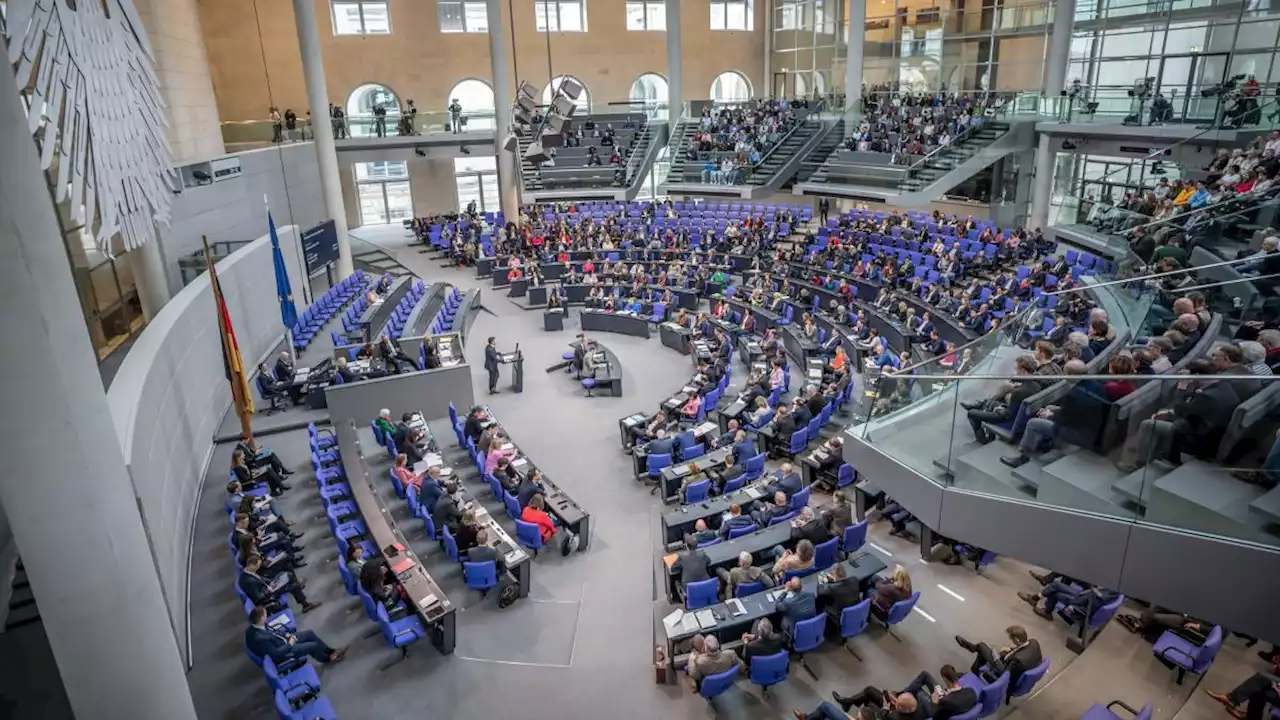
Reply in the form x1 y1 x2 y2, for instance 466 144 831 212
268 207 299 331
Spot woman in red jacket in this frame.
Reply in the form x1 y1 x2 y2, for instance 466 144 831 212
521 494 558 542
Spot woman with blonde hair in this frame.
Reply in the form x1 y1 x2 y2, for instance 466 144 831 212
870 564 913 618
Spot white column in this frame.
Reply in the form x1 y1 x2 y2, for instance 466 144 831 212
0 59 198 720
486 0 520 220
291 0 353 278
1044 0 1075 96
844 0 865 110
1030 133 1056 230
666 0 683 117
128 231 171 320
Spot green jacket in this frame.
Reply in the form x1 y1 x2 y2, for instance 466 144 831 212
375 417 396 436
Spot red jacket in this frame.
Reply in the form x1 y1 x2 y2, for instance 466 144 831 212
522 506 556 542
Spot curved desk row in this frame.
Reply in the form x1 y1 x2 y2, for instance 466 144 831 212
571 338 625 395
449 289 482 342
480 249 754 278
359 276 413 342
526 283 699 312
334 419 456 653
579 309 651 339
403 282 449 338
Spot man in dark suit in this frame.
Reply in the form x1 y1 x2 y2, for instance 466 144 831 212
432 480 464 534
790 507 831 546
516 470 546 509
671 535 711 597
731 430 757 465
834 664 975 720
718 503 757 540
791 398 813 428
238 555 320 613
244 606 345 665
817 562 862 615
463 406 487 443
775 577 817 637
769 463 804 499
646 428 676 458
465 529 509 578
485 336 502 394
739 617 786 664
955 625 1042 690
753 491 792 527
774 404 798 438
821 490 855 536
1046 315 1070 345
273 351 295 382
712 419 742 450
417 466 446 511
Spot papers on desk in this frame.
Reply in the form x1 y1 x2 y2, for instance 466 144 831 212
512 457 529 469
418 593 440 610
425 452 444 467
267 613 291 630
694 421 717 437
672 464 692 477
744 486 763 500
624 413 647 426
662 608 684 632
694 609 717 630
682 386 696 394
499 443 515 451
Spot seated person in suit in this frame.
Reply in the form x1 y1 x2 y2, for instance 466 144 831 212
789 506 831 546
955 625 1043 690
379 337 414 374
1000 359 1108 468
422 339 443 369
686 635 744 691
462 406 488 442
775 576 818 637
793 704 880 720
400 426 429 465
772 403 798 438
716 550 774 598
717 503 757 541
238 554 320 613
645 428 676 458
753 491 792 527
732 429 758 464
1017 579 1120 621
516 468 546 508
869 565 913 619
455 508 482 555
960 355 1042 443
709 455 746 492
791 397 813 428
244 606 345 666
236 437 292 478
360 556 402 610
432 480 465 534
740 617 786 664
273 351 295 383
772 537 816 579
689 519 718 546
831 664 974 720
821 489 855 536
232 448 288 497
415 465 446 509
626 411 670 452
816 562 863 615
521 494 575 551
256 362 290 402
710 419 742 450
356 342 376 360
768 463 804 498
671 534 712 598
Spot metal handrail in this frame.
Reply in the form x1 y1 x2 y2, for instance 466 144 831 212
741 99 827 182
1110 190 1280 238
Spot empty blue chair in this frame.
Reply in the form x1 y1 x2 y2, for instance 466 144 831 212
876 591 921 640
698 664 740 703
685 578 719 610
681 443 706 461
791 614 826 679
514 518 544 555
684 478 711 503
790 485 811 511
375 602 425 659
786 428 807 455
748 650 789 695
722 474 746 494
838 597 873 660
1007 658 1050 702
769 510 799 526
1152 623 1222 685
743 453 766 480
813 536 839 570
503 491 521 519
1080 701 1153 720
842 519 868 554
273 689 337 720
735 579 766 597
728 522 758 539
781 565 819 583
647 452 673 481
463 561 498 599
806 417 820 443
263 656 320 701
959 670 1009 718
836 462 855 488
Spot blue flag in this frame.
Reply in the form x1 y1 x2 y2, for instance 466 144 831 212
268 208 299 331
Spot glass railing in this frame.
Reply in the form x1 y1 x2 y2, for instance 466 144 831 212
220 110 499 148
854 371 1280 550
1039 86 1280 127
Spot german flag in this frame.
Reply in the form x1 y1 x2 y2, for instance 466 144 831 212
203 238 256 424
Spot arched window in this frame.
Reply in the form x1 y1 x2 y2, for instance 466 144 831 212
346 83 400 137
630 72 668 119
811 71 827 98
710 71 752 102
794 73 808 99
448 78 496 131
542 75 590 114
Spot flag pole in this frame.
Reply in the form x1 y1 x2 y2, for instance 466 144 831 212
203 235 255 444
266 196 298 367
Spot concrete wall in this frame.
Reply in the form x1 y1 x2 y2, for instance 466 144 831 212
162 144 326 295
324 365 476 426
106 228 308 660
135 0 225 163
197 0 766 123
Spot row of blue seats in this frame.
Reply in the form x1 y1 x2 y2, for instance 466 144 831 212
382 279 428 340
335 273 394 340
310 425 432 662
291 270 370 352
427 287 466 335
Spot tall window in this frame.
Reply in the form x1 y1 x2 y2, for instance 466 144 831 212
710 0 752 30
354 161 412 225
454 157 499 213
710 71 752 101
448 79 497 131
438 0 488 32
535 0 587 31
331 0 390 35
346 83 400 137
626 0 665 30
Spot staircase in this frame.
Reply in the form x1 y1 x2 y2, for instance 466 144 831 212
658 120 700 191
742 120 824 188
515 131 544 193
786 118 845 189
5 559 37 631
899 120 1011 192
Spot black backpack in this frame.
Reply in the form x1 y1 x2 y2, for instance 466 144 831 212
497 583 520 609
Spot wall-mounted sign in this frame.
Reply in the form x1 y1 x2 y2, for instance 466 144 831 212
210 156 243 182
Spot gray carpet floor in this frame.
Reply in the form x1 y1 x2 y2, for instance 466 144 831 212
180 224 1271 720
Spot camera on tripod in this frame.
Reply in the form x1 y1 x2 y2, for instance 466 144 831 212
1202 74 1246 97
1128 77 1156 99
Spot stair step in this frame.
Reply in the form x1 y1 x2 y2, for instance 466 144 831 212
12 569 28 590
8 585 33 610
5 603 40 630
